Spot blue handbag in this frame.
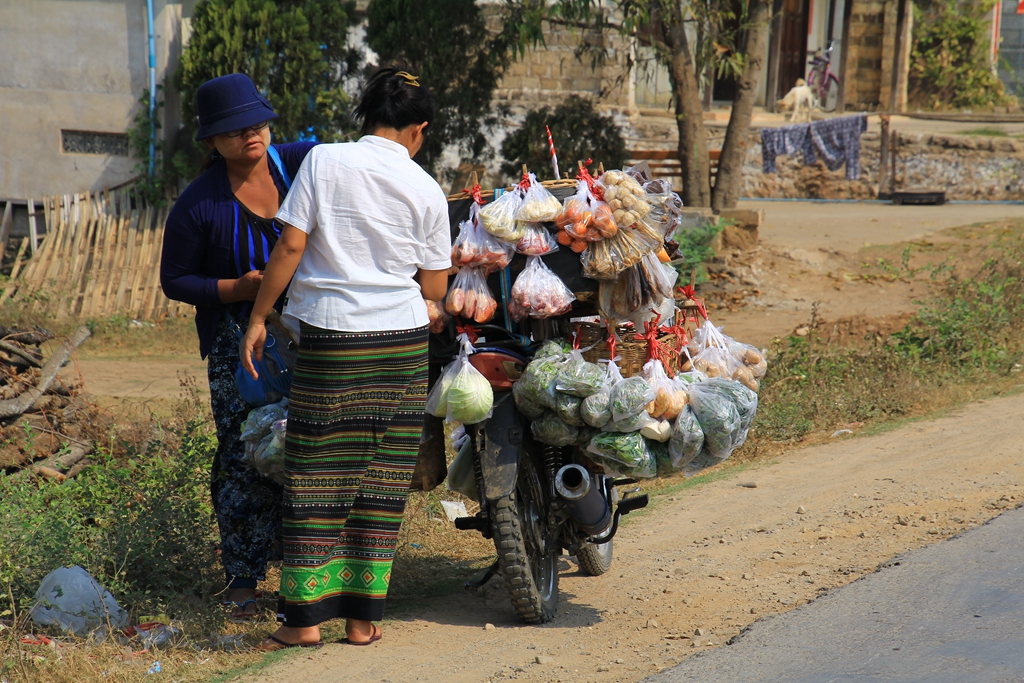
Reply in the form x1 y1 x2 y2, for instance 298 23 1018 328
233 316 298 407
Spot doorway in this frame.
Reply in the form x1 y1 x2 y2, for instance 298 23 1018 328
779 0 811 93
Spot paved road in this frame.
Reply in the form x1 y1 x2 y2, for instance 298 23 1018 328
646 505 1024 683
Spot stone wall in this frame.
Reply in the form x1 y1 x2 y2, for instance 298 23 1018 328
740 132 1024 201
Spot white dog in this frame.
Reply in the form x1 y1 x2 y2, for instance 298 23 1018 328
777 79 815 122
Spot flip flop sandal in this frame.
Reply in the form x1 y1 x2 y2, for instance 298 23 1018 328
226 599 260 623
341 624 382 646
260 634 324 651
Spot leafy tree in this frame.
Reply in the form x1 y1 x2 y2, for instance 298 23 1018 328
500 95 627 180
175 0 362 146
365 0 522 173
502 0 772 211
909 0 1012 110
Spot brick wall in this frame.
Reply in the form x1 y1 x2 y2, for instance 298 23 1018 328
844 0 887 110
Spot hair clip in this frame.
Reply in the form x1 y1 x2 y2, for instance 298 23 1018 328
395 71 420 87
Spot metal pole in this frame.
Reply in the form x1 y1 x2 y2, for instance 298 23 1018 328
146 0 157 177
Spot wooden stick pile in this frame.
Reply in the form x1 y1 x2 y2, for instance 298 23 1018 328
0 325 95 481
3 189 191 320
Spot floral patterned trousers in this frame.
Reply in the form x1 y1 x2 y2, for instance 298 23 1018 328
208 315 283 588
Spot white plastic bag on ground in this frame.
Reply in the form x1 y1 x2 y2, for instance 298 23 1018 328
30 566 127 636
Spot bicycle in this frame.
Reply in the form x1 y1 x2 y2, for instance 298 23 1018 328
807 40 841 112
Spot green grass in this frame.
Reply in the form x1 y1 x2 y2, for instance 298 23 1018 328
956 127 1010 137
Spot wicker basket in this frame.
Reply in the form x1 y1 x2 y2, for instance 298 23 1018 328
446 177 579 202
574 320 681 378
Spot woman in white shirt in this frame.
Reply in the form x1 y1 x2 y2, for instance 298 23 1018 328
240 67 451 650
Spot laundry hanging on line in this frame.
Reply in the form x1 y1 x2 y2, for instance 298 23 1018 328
760 114 868 180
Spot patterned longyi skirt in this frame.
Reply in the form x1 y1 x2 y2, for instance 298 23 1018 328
277 323 428 627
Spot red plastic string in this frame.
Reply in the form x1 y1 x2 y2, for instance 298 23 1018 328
463 183 484 205
637 316 678 373
455 322 479 344
605 320 617 360
518 170 532 190
677 284 708 321
574 159 605 202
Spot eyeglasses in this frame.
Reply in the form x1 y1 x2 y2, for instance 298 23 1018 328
225 120 270 138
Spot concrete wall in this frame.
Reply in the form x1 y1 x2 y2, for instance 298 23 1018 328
0 0 184 200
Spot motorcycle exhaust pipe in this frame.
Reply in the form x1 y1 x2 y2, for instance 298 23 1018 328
554 464 612 536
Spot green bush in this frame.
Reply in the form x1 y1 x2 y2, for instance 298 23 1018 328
500 95 628 181
909 0 1013 110
0 418 221 623
671 218 724 283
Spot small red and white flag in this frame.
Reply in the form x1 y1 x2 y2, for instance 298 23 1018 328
545 125 560 180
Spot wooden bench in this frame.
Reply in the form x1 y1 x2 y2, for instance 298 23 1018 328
627 149 721 191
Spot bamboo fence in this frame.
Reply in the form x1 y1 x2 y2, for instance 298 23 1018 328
2 188 191 319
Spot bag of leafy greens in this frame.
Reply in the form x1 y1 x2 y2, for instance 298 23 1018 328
532 411 579 446
555 349 606 398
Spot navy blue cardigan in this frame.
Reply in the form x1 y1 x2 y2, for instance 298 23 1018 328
160 142 318 358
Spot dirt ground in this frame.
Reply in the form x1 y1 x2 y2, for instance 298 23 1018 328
243 391 1024 683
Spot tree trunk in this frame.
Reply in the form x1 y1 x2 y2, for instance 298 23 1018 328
666 21 711 207
711 0 772 211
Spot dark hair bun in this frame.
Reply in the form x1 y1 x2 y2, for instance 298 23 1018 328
354 66 436 135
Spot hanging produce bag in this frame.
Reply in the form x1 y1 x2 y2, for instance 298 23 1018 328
581 217 664 280
479 187 527 241
687 377 757 460
580 360 622 428
668 405 705 470
686 319 768 392
445 266 498 323
514 350 566 411
510 256 576 319
597 170 652 229
426 334 494 424
425 299 450 334
516 172 562 223
532 410 579 446
515 223 559 256
587 431 657 478
641 358 688 421
598 250 678 321
555 349 605 398
451 210 514 272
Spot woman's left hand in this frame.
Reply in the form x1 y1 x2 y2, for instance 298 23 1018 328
240 319 267 380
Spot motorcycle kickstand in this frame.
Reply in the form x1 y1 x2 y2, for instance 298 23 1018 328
464 560 500 591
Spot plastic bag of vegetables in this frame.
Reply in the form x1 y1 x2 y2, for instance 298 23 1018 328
513 380 546 420
479 188 526 241
247 418 288 485
587 431 656 478
555 350 605 397
445 266 498 323
516 352 565 410
427 334 494 424
580 361 621 428
515 223 559 256
451 214 513 273
685 319 766 392
641 359 689 421
688 378 754 460
510 256 576 319
609 375 656 423
532 411 579 446
425 299 449 334
555 391 585 426
581 217 663 280
516 173 562 223
668 405 704 470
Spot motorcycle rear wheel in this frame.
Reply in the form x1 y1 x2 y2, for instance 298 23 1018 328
491 456 559 623
577 540 614 576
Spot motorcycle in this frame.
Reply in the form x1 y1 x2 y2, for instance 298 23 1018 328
430 323 649 624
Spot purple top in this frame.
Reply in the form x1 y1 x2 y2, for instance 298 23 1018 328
160 142 318 358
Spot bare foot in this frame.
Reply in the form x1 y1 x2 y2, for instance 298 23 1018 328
227 588 259 621
258 626 323 651
345 620 382 645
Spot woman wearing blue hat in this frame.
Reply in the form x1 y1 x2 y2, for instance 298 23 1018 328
239 67 451 650
160 73 319 621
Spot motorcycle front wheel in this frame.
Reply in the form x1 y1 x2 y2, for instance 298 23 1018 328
491 455 559 624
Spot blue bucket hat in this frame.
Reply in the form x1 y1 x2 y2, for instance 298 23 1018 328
195 73 278 141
